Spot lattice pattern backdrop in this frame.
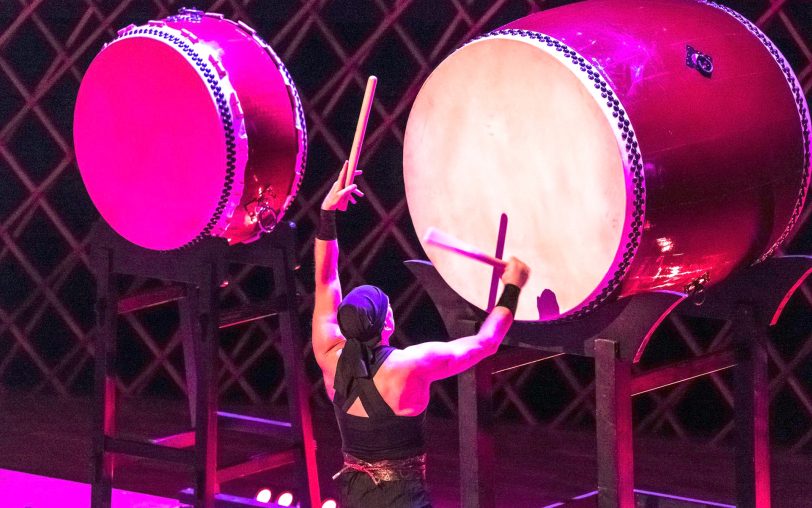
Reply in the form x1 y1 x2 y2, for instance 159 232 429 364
1 0 811 451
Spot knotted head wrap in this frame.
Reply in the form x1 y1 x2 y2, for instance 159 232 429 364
334 285 390 402
337 285 390 342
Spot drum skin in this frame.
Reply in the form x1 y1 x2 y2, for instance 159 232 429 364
74 9 305 250
404 0 810 321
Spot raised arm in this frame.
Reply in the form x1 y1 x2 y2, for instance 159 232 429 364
400 257 530 382
312 161 364 369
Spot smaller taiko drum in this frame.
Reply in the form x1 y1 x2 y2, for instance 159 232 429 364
74 8 306 250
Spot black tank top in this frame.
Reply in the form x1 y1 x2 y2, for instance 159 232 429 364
332 345 426 462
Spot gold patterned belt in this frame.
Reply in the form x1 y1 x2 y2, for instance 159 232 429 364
332 452 427 485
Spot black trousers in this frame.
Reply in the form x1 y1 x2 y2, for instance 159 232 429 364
339 471 432 508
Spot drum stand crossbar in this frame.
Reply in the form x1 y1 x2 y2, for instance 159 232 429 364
406 255 812 508
90 222 319 508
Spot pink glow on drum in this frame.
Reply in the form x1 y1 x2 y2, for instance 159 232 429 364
75 38 229 251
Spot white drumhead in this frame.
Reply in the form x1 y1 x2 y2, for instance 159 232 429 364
404 35 631 320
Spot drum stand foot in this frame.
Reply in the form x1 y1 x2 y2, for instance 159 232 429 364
406 256 812 508
89 221 320 508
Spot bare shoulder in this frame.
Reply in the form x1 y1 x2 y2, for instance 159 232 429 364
383 344 444 381
378 348 431 387
385 344 437 368
376 349 432 414
379 349 415 375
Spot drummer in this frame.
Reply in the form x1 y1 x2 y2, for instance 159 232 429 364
312 161 530 507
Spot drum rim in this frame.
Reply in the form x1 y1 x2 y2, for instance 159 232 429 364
701 1 811 263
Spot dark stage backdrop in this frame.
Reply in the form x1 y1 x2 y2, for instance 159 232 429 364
1 0 811 451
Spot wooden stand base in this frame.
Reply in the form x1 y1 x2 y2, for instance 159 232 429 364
407 256 812 508
90 222 320 508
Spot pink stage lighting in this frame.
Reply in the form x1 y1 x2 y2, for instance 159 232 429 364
277 491 294 506
255 488 272 503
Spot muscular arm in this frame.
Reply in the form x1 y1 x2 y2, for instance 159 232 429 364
311 161 364 371
400 306 515 382
400 258 530 384
312 236 344 369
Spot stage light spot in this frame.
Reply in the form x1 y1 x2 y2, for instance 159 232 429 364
322 499 338 508
255 488 272 503
277 491 294 506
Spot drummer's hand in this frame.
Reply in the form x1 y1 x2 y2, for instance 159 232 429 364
501 257 530 289
321 160 364 211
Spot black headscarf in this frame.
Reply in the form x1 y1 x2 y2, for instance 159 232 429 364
334 285 390 402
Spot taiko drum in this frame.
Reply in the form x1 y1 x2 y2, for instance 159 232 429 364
404 0 810 321
74 8 306 250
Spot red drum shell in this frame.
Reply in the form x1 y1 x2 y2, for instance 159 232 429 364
74 10 305 250
404 0 810 321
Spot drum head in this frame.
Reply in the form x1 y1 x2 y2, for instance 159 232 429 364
74 37 228 250
404 36 629 320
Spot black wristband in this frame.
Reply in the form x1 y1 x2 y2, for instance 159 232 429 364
495 284 521 316
316 209 338 241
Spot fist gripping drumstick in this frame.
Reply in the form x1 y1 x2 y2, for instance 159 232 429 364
342 76 378 191
423 227 508 269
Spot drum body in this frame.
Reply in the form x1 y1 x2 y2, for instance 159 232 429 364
74 8 306 250
404 0 810 321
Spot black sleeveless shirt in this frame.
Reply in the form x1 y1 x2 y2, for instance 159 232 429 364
332 345 426 462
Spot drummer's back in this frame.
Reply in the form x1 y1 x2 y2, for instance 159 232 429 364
321 333 508 418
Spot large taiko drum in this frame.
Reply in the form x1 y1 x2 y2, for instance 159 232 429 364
404 0 810 321
74 8 305 250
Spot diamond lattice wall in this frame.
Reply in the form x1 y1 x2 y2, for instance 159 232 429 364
1 0 811 451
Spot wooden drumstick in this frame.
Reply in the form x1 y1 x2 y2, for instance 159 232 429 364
424 227 508 269
343 76 378 190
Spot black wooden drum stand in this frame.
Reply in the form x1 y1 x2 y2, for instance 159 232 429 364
89 222 320 508
407 255 812 508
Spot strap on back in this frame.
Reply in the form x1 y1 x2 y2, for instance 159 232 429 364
336 346 396 417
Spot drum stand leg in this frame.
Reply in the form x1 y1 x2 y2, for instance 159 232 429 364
459 360 497 508
191 266 220 507
91 248 116 508
733 303 771 508
181 296 198 428
180 283 220 507
595 339 635 508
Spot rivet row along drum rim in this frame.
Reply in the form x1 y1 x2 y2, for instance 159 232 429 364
464 28 647 322
112 21 246 248
701 1 811 263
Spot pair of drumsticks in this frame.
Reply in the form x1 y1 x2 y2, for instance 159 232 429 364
346 75 507 270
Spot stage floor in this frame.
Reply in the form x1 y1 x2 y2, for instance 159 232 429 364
0 469 179 507
1 389 810 507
